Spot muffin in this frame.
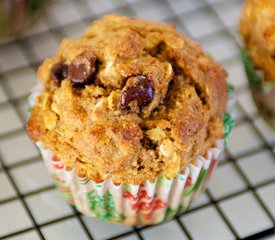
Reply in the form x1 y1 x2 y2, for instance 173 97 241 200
27 15 234 225
240 0 275 129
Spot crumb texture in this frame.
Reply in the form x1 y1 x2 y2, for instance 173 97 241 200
240 0 275 82
27 15 227 184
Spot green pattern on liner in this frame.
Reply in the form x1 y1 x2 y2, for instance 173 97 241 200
193 168 208 192
53 179 75 206
178 175 185 181
53 180 63 188
176 205 184 215
240 48 261 88
123 184 134 192
177 203 190 215
262 81 275 92
87 190 125 222
163 204 189 222
223 112 235 147
157 175 172 188
80 178 90 185
27 0 45 17
62 192 73 199
183 185 194 197
227 83 235 94
27 106 34 114
163 207 177 222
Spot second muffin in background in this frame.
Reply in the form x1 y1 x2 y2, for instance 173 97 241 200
240 0 275 129
27 15 234 225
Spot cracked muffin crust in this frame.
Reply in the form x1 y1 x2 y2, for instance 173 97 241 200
27 15 228 184
240 0 275 82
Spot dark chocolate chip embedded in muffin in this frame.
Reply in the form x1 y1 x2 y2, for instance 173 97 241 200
68 52 98 85
50 61 68 85
120 75 154 110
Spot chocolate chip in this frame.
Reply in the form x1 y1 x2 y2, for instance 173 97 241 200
120 76 154 109
68 53 97 85
50 62 68 85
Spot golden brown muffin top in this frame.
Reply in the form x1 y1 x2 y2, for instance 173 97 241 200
240 0 275 82
27 15 227 184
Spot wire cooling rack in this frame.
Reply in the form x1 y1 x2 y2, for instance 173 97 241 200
0 0 275 239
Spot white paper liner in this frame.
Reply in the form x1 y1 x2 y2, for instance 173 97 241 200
36 140 223 226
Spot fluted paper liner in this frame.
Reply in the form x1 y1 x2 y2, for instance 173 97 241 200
36 140 223 225
29 83 233 226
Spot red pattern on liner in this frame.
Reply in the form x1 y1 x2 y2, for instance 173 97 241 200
51 155 64 170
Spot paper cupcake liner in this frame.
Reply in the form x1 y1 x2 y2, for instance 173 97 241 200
28 83 234 225
36 140 224 226
240 48 275 129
